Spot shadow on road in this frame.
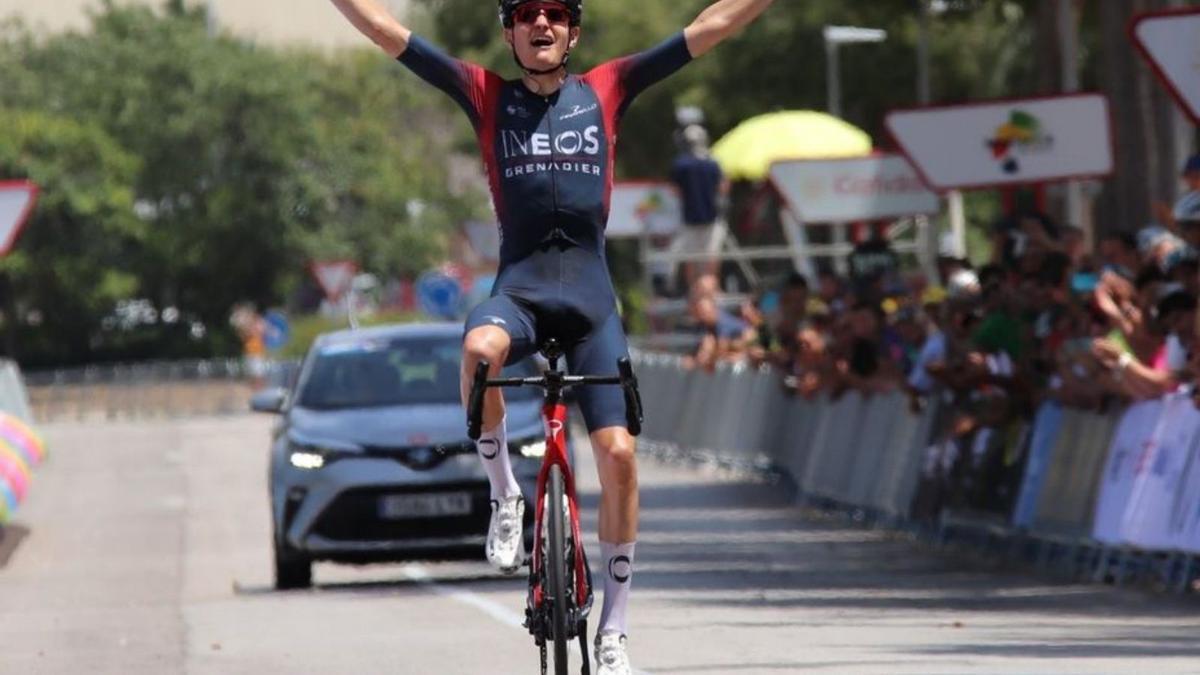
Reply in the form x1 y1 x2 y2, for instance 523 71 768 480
233 567 522 597
0 524 29 568
578 472 1200 662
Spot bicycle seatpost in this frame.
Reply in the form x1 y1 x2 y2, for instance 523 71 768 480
467 360 490 440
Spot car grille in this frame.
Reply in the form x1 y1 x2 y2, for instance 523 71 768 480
311 482 491 542
360 441 475 470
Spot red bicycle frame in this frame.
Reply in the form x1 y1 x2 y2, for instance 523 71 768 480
530 401 591 611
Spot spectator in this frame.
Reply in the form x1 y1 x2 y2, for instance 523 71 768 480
684 294 755 372
764 273 809 369
230 302 268 387
905 288 949 410
831 301 898 396
666 124 729 287
847 223 901 304
990 210 1059 267
1098 232 1139 278
1091 287 1192 401
816 269 848 316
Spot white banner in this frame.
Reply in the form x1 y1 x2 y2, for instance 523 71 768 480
1092 399 1164 544
1131 9 1200 124
768 154 938 223
1172 416 1200 553
606 182 682 238
1120 392 1200 550
886 94 1113 190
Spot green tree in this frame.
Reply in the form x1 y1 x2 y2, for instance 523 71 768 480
0 2 474 363
0 110 142 366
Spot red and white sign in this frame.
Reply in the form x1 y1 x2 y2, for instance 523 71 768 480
606 181 682 238
0 181 39 256
310 260 358 301
768 154 938 223
1130 7 1200 125
885 93 1114 191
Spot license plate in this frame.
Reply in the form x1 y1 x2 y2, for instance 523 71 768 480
378 492 472 519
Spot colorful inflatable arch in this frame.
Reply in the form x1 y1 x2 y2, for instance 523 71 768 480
0 412 44 524
0 413 45 466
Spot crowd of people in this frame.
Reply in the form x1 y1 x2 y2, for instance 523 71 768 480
679 153 1200 517
688 155 1200 404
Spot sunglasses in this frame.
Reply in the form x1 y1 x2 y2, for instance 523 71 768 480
513 3 571 25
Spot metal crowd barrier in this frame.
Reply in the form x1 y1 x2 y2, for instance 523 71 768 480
1031 409 1120 538
25 359 301 424
630 352 939 521
630 351 1200 593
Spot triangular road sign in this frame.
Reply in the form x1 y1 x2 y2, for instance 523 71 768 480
1130 8 1200 124
310 260 358 301
0 181 39 257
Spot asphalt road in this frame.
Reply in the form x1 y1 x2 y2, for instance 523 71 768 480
2 415 1200 674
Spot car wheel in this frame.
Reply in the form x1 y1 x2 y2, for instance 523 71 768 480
273 537 312 590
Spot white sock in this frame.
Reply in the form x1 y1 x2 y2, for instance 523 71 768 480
476 416 521 501
598 541 635 636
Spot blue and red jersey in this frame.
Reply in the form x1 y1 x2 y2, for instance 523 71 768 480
398 34 692 318
398 33 691 429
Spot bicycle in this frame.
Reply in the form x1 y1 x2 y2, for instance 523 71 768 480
467 338 643 675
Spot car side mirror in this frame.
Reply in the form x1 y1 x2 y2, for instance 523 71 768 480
250 387 288 414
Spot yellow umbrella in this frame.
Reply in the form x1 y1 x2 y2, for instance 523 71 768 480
711 110 873 181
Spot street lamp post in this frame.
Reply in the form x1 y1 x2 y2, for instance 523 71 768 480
823 25 887 119
206 0 218 38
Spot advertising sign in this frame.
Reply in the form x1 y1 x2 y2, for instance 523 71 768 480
885 93 1114 190
768 154 938 223
1130 7 1200 124
606 182 682 238
0 181 39 256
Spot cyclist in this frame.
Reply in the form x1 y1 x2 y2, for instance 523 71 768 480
331 1 776 671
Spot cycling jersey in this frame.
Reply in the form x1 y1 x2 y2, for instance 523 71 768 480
399 33 691 264
398 33 692 430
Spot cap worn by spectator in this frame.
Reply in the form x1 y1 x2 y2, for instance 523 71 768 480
947 268 981 300
921 285 948 306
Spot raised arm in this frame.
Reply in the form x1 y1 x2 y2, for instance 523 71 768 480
683 0 775 58
330 0 411 58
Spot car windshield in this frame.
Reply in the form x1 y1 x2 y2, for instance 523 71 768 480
296 335 538 410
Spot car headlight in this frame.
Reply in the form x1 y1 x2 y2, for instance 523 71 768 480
286 438 358 470
289 451 326 470
519 440 547 458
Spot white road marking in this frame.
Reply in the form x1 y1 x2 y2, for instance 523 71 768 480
401 564 651 675
401 564 524 630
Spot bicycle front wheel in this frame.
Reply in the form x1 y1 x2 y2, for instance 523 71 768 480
546 463 570 675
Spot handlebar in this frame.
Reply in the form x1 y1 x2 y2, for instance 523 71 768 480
465 357 644 440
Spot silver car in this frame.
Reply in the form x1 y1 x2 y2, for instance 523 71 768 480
251 323 551 589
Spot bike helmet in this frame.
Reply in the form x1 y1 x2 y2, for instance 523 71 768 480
498 0 583 28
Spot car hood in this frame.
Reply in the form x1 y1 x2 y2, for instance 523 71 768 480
287 399 543 448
